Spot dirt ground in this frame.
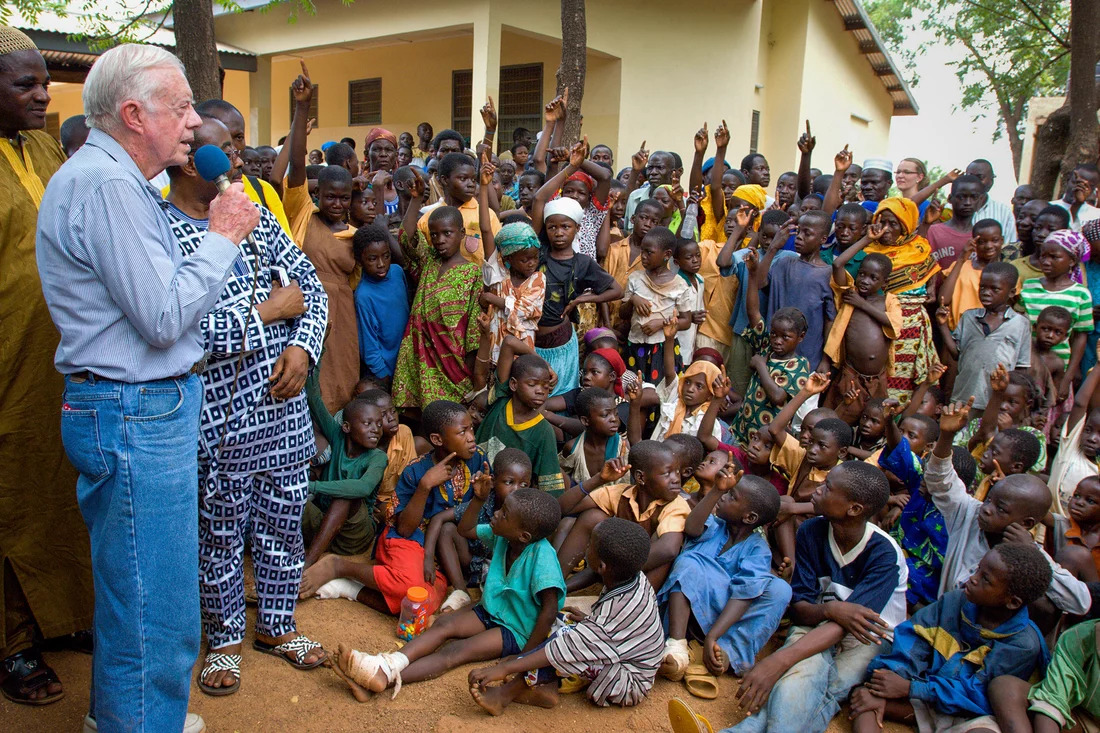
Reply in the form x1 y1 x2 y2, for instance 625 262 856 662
5 591 917 733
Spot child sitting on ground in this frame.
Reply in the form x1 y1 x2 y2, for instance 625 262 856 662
871 399 939 528
822 229 902 425
424 448 532 612
938 219 1007 330
927 398 1092 619
848 398 887 460
891 445 976 610
558 388 630 487
727 461 907 733
303 367 389 566
848 543 1051 733
1028 619 1100 732
658 468 790 692
299 400 489 615
698 382 789 496
729 247 811 445
466 518 665 712
642 330 725 444
622 226 693 384
358 389 426 527
1018 229 1095 404
557 440 690 592
756 210 836 366
353 223 409 387
937 262 1030 414
335 484 565 697
1049 476 1100 583
477 156 545 364
475 352 564 494
1049 358 1100 514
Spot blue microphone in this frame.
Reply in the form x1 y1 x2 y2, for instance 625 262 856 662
193 144 260 256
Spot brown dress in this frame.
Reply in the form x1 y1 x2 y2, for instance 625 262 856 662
0 130 94 654
284 184 358 412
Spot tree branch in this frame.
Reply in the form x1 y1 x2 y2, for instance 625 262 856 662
1015 0 1071 49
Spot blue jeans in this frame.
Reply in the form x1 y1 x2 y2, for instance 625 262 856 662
722 626 882 733
61 374 202 733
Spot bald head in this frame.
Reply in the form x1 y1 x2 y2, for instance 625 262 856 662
991 474 1052 518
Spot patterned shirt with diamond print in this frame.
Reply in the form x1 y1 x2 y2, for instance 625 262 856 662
167 204 328 475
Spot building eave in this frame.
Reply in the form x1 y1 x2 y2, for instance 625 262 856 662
826 0 919 116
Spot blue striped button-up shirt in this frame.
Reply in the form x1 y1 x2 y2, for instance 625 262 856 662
36 128 240 382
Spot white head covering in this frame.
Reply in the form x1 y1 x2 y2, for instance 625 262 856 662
544 196 584 224
862 158 893 174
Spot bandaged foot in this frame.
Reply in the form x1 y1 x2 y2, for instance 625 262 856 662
440 589 472 613
315 578 365 601
343 648 409 697
659 638 690 681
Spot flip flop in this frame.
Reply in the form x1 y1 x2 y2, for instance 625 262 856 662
253 635 327 670
668 697 714 733
558 674 589 694
683 663 719 700
197 652 241 696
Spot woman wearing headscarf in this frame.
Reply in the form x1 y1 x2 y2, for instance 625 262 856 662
531 139 611 259
364 127 400 216
864 197 943 402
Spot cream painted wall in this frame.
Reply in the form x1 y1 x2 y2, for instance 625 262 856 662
222 69 252 139
757 0 811 175
47 82 84 129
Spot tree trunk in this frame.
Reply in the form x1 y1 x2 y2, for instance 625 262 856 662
557 0 586 146
1031 104 1071 199
1004 113 1024 180
1060 0 1100 183
173 0 222 102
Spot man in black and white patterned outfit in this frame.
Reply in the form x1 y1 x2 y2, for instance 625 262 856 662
164 115 330 695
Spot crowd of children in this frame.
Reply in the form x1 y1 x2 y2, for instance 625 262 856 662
230 64 1100 732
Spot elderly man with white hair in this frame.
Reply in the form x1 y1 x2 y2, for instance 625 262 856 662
36 44 259 733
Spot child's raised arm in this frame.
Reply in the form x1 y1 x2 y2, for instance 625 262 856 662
286 61 313 189
796 120 815 200
934 298 959 361
910 168 961 207
881 399 903 454
1071 352 1100 429
456 472 492 539
530 138 585 234
662 315 679 387
688 122 708 194
477 152 498 259
710 121 730 225
531 95 562 175
684 464 740 538
596 189 619 263
831 227 876 288
822 144 852 217
626 371 646 447
744 249 765 329
626 141 648 196
766 373 830 443
1063 330 1090 403
902 363 947 418
970 364 1008 450
696 371 731 452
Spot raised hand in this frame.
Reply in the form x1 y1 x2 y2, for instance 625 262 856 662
568 137 587 169
743 248 760 275
663 313 679 340
734 204 755 230
608 188 623 208
797 120 816 154
291 59 313 104
924 198 944 225
371 170 393 191
927 362 949 385
714 119 730 149
881 398 902 420
945 168 962 184
939 397 975 434
471 470 492 501
715 466 743 493
480 95 497 131
544 95 565 123
989 362 1009 393
868 221 886 242
694 123 709 154
623 371 644 402
935 297 951 325
421 451 460 489
477 310 493 334
407 173 426 201
305 117 316 136
805 371 831 396
599 458 631 484
710 370 732 401
632 141 649 172
988 458 1007 486
479 151 495 186
834 144 852 173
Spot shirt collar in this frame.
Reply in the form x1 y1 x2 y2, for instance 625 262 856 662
85 128 167 200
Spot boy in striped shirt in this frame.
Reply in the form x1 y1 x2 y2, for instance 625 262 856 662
468 517 665 712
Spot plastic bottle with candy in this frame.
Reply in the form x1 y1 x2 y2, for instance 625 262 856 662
397 586 431 640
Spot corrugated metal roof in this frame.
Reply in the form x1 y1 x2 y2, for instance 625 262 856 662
827 0 918 115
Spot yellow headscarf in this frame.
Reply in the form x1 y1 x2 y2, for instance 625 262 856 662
865 196 940 292
732 184 767 211
666 361 722 437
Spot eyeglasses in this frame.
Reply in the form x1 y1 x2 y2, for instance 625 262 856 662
895 169 920 176
225 147 240 161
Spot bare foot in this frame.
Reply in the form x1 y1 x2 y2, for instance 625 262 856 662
514 681 559 709
337 643 390 693
470 683 507 716
201 643 242 689
300 554 343 598
775 556 792 581
326 656 370 702
704 641 729 677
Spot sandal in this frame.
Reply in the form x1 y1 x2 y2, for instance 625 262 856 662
253 635 327 670
683 663 719 699
1 649 64 706
197 651 241 696
668 697 714 733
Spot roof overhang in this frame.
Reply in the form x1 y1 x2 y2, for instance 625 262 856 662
827 0 918 116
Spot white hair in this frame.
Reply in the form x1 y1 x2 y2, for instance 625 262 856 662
83 44 186 132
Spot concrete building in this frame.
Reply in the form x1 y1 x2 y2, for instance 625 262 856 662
34 0 914 176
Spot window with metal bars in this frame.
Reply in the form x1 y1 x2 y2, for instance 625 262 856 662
290 85 319 126
497 63 542 153
348 78 381 126
452 69 472 141
749 110 760 154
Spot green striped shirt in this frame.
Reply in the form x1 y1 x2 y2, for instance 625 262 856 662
1018 278 1094 366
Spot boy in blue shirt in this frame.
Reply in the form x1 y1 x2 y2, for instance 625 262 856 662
728 461 907 733
352 223 409 387
334 483 564 698
849 543 1051 732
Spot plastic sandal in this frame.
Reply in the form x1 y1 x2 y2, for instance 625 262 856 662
197 652 241 696
683 663 719 699
252 635 327 670
668 697 714 733
558 674 589 694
